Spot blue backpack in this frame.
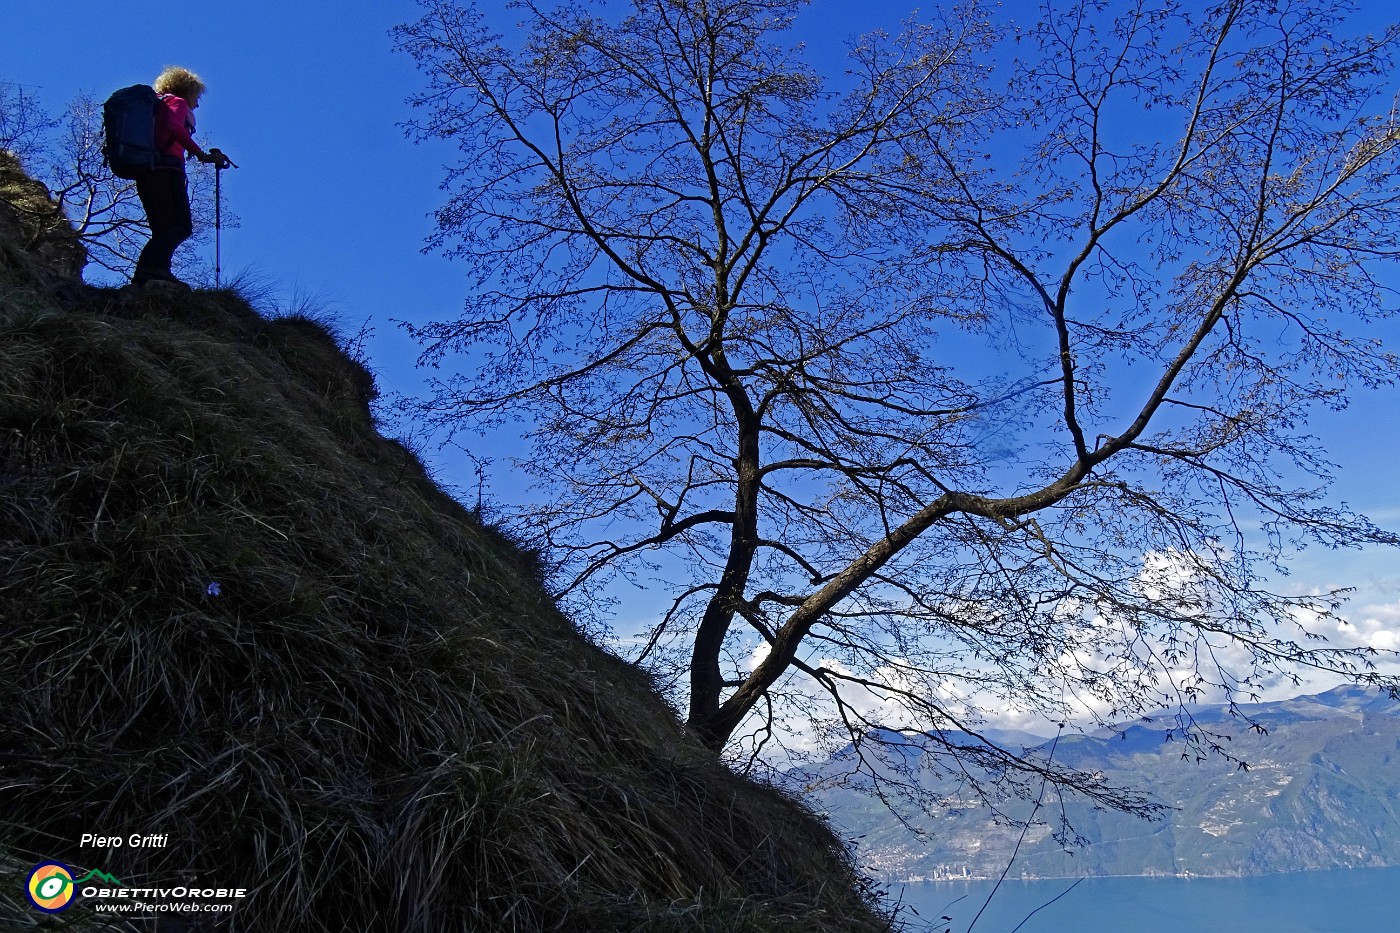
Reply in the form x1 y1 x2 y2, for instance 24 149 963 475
102 85 180 179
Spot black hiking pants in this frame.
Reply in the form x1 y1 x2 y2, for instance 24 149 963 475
133 167 192 284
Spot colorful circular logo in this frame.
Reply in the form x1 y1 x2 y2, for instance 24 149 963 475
26 862 76 913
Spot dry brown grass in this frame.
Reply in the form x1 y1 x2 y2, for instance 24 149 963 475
0 163 896 932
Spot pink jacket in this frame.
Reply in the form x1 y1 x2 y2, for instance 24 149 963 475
156 94 198 165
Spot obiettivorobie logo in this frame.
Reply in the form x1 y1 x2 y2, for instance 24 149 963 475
25 862 123 913
23 859 249 916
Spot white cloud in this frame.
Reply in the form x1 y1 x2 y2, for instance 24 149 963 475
1338 598 1400 655
723 549 1400 765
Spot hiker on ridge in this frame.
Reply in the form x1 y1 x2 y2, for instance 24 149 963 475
132 66 231 289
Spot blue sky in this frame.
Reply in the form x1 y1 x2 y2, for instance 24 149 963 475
2 0 896 385
2 0 912 481
5 0 459 400
7 0 1400 719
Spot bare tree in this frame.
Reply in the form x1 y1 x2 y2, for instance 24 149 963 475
396 0 1400 810
0 81 58 164
44 93 153 276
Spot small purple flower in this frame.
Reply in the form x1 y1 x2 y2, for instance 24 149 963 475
206 581 222 597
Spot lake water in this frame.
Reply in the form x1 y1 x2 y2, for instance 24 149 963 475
889 867 1400 932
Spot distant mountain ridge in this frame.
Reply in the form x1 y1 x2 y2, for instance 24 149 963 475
800 686 1400 881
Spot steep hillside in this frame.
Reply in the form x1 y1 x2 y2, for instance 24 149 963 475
0 157 892 931
801 686 1400 882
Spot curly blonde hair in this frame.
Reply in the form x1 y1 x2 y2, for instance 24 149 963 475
153 66 206 103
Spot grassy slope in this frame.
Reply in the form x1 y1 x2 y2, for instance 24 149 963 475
0 159 892 932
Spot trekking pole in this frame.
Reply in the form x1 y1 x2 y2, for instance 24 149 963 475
214 162 222 288
207 149 237 288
